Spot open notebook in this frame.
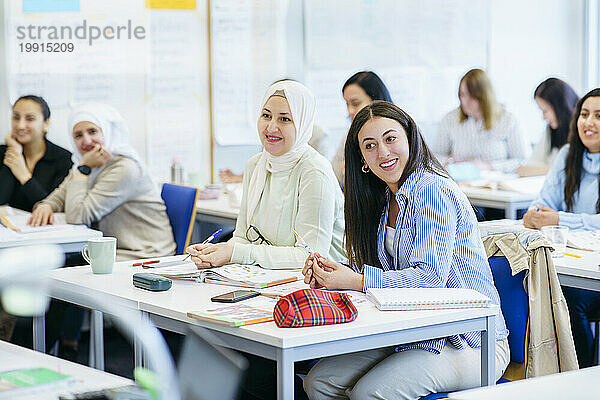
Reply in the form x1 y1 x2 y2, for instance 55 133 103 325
150 263 299 288
567 230 600 252
0 213 86 233
366 288 491 311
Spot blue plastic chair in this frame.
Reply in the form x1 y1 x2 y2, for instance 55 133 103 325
420 255 529 400
161 183 199 255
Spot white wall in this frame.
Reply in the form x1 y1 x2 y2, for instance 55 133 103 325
488 0 585 145
0 1 8 136
1 0 589 181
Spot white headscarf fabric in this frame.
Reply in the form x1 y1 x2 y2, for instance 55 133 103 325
69 103 143 186
246 81 316 225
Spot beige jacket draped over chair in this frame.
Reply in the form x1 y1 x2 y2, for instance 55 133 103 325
482 229 578 377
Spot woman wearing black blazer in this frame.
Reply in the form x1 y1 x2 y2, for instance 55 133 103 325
1 95 72 212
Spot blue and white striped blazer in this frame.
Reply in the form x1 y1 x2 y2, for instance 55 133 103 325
361 168 508 353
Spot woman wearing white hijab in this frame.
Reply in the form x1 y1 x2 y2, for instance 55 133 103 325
187 81 345 269
30 103 176 260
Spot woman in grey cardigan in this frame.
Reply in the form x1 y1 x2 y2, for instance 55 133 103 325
30 103 176 261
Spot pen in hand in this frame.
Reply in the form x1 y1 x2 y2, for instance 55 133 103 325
293 229 326 287
182 228 223 261
292 229 313 254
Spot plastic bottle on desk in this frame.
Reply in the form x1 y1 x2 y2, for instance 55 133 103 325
170 158 184 184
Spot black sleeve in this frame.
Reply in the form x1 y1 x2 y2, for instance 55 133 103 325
21 177 51 206
0 146 17 206
51 155 74 189
22 152 73 207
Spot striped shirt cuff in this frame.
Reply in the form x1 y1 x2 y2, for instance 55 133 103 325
362 265 383 291
558 211 583 230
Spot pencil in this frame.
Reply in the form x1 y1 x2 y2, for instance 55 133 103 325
564 252 581 258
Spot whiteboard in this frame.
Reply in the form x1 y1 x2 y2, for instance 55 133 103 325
303 0 490 146
4 0 491 183
4 0 211 185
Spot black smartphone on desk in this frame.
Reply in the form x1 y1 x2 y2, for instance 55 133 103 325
211 290 260 303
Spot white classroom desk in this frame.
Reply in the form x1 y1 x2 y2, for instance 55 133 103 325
40 257 499 400
459 186 535 219
553 248 600 292
1 225 102 355
0 226 102 253
195 196 238 226
449 365 600 399
0 340 131 400
194 187 534 224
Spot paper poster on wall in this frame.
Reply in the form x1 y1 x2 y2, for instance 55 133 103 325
146 0 196 10
145 9 210 182
210 0 289 146
5 0 210 183
23 0 80 13
303 0 490 144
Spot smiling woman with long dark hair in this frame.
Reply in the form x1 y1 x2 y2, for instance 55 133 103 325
0 95 72 211
524 88 600 368
302 101 509 399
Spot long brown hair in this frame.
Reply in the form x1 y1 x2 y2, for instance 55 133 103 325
458 69 499 130
564 88 600 212
344 101 446 270
534 78 579 150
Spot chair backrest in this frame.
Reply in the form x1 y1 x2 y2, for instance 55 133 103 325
418 255 530 400
161 183 199 255
488 255 529 364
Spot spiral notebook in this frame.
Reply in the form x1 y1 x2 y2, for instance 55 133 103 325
366 288 491 311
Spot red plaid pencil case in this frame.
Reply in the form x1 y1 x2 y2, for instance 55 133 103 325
273 289 358 328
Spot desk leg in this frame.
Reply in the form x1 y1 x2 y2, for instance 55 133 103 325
134 312 150 369
505 205 516 220
89 310 105 370
276 350 294 400
481 314 496 386
33 315 45 353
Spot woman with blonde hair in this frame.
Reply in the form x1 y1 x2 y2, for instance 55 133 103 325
435 68 529 173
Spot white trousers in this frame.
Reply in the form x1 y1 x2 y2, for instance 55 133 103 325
304 338 510 400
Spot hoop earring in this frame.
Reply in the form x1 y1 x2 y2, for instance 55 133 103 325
361 164 369 173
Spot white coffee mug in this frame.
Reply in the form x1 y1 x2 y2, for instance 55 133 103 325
81 237 117 274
